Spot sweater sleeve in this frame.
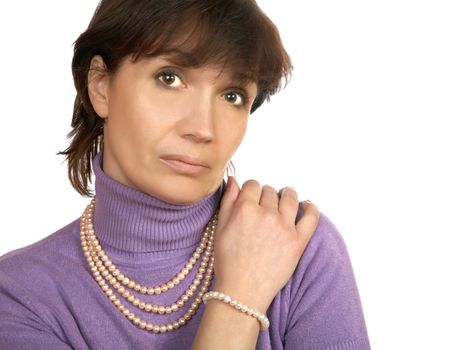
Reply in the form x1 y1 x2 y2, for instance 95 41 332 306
283 211 370 350
0 271 73 350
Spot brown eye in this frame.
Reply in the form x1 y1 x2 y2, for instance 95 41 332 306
162 73 175 84
156 70 183 88
225 91 245 106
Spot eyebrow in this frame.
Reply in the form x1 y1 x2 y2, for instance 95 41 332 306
229 73 256 86
160 49 256 83
160 49 200 67
155 49 257 97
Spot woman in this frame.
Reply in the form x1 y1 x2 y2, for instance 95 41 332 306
0 0 370 349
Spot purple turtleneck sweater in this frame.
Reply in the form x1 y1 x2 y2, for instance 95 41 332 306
0 153 370 350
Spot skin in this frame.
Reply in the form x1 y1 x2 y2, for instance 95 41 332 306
88 53 320 348
88 54 257 205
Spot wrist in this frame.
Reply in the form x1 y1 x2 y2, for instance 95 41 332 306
192 292 262 349
203 290 270 330
212 282 271 314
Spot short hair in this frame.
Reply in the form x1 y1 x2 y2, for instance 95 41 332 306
58 0 293 197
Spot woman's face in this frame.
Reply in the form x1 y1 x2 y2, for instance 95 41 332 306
88 54 257 205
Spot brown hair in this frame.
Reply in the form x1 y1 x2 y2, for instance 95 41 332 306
58 0 293 197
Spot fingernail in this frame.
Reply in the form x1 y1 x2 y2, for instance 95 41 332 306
303 199 312 204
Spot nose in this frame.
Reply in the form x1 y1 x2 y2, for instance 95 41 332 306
179 90 215 143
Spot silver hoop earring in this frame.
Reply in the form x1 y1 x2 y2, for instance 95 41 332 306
225 160 236 179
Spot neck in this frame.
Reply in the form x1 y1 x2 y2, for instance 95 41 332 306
91 152 226 255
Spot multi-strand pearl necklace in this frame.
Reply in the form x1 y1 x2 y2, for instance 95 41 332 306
80 197 218 333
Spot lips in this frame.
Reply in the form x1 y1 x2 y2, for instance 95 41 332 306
160 154 209 176
160 154 209 168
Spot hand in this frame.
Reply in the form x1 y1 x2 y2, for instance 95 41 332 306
212 176 320 313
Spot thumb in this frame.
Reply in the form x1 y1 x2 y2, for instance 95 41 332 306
217 176 240 230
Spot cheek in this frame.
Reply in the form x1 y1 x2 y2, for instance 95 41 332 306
216 119 248 159
109 88 176 144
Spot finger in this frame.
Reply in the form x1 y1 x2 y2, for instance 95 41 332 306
217 176 240 229
278 187 299 225
259 184 279 211
295 201 320 250
237 179 262 204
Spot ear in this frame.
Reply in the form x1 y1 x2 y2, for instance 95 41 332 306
87 55 110 119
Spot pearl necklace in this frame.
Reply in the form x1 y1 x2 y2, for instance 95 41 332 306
80 197 218 333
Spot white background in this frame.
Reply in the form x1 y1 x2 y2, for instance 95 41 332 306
1 1 454 349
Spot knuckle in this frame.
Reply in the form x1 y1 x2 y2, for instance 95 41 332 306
278 215 292 229
262 184 277 193
244 179 260 188
280 186 297 198
238 199 256 213
262 209 279 224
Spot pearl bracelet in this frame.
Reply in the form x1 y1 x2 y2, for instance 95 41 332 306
202 291 270 330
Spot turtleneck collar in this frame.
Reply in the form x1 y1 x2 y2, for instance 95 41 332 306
92 152 225 254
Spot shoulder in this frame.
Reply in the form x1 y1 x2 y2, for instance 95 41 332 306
0 218 82 321
287 203 358 308
280 205 370 346
294 203 349 269
0 219 83 348
0 218 81 281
